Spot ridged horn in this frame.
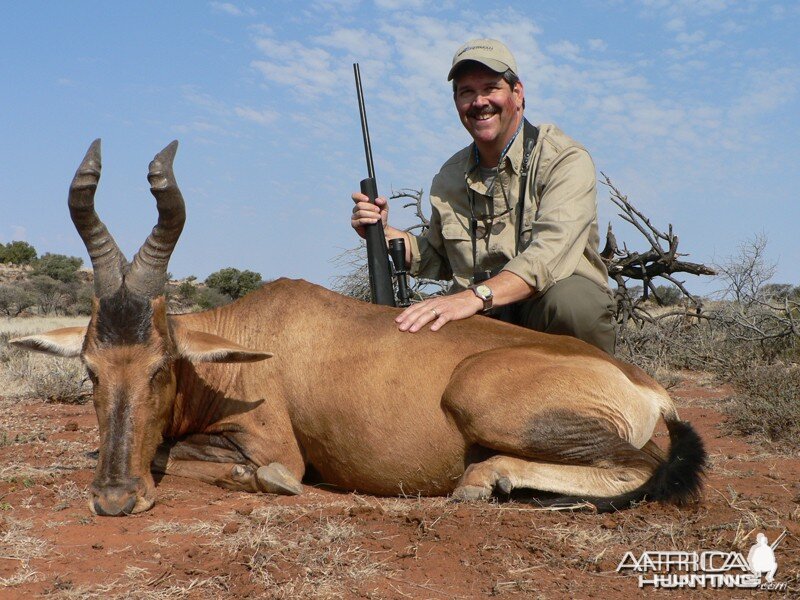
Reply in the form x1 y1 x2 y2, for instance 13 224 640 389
68 139 126 298
126 140 186 298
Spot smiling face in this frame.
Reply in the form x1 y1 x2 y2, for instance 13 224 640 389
453 63 524 166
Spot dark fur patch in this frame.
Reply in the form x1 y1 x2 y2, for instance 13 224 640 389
523 409 636 466
511 420 707 513
97 387 133 485
96 287 153 346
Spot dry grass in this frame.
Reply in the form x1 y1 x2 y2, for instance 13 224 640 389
46 575 232 600
0 315 90 403
722 364 800 451
214 503 395 598
144 519 223 537
0 517 50 588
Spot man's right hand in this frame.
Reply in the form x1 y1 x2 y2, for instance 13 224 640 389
351 192 388 239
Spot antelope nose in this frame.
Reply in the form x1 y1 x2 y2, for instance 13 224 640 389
92 485 138 517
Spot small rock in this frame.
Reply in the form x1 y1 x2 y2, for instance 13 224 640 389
222 522 240 535
600 516 616 529
91 543 103 550
64 422 79 432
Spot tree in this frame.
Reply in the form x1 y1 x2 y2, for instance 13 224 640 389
652 284 683 306
32 253 83 283
0 241 37 264
29 275 68 314
204 268 262 299
0 284 36 316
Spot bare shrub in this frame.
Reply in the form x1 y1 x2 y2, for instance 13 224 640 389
2 348 89 403
0 316 91 403
722 365 800 450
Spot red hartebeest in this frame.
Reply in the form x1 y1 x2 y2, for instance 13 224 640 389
11 141 705 516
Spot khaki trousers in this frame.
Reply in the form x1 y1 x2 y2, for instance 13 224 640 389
491 275 617 355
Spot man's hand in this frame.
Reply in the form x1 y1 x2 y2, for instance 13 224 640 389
351 192 388 239
395 291 484 333
395 271 535 333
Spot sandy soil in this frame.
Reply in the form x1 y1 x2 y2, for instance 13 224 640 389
0 374 797 599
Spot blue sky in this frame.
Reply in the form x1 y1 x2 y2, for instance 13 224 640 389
1 1 798 295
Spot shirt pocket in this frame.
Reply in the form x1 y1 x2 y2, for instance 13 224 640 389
440 219 473 277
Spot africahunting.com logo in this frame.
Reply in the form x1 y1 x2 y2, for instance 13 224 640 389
616 531 788 591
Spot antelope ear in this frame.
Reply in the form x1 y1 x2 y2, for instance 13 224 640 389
174 327 273 363
9 327 87 358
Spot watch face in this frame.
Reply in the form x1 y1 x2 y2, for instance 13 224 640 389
476 284 492 299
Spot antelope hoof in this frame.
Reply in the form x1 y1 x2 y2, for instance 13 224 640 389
450 485 492 502
230 464 256 488
256 463 303 496
496 477 513 495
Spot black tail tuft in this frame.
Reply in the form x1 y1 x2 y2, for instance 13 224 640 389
642 419 706 505
503 420 707 513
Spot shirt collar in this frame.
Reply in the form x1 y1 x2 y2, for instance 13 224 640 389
465 118 526 192
466 118 526 178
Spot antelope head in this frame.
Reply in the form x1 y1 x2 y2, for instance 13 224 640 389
11 141 271 515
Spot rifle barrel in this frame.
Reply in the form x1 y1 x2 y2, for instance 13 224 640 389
353 63 375 180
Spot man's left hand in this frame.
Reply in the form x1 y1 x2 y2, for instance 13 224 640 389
395 291 484 333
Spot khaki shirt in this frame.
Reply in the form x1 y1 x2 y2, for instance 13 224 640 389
406 123 610 297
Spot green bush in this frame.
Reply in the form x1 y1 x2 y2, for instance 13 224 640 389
177 280 198 302
196 287 231 310
32 253 83 283
652 284 683 306
205 268 262 299
0 241 37 265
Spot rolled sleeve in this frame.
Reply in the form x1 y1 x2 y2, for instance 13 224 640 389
502 146 596 294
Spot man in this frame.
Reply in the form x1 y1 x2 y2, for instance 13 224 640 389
351 39 616 354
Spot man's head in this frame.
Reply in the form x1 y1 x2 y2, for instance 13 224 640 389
449 39 524 164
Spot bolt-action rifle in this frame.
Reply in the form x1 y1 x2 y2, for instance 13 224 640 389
353 63 410 307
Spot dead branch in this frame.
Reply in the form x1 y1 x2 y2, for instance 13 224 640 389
600 174 716 325
390 188 429 234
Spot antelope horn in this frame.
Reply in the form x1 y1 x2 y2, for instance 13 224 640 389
126 140 185 298
68 139 126 298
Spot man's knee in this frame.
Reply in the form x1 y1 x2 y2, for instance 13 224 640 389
513 276 617 354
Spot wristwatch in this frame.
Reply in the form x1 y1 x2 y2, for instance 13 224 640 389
469 284 494 312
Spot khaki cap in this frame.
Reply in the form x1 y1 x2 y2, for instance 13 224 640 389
447 38 518 81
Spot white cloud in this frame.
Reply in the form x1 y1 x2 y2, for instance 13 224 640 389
587 39 608 52
251 38 348 96
675 30 706 45
375 0 430 9
234 106 278 125
171 120 231 135
665 17 685 32
209 2 255 17
548 40 581 61
729 67 798 120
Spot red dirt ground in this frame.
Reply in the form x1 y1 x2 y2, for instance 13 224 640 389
1 374 798 599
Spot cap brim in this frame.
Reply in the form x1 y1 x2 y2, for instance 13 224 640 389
447 58 511 81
